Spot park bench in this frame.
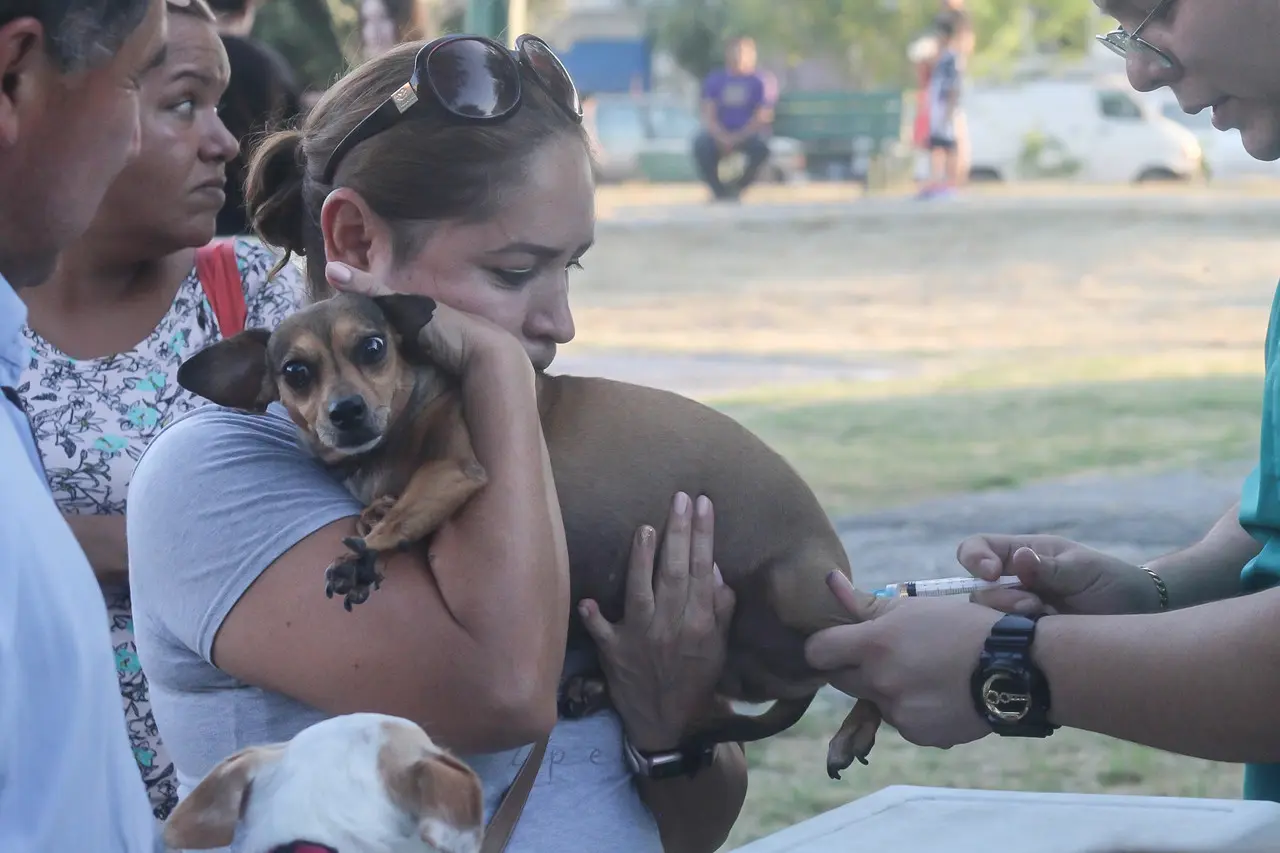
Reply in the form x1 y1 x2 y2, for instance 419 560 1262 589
772 89 909 189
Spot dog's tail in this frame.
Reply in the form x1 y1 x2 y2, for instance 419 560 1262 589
686 694 818 747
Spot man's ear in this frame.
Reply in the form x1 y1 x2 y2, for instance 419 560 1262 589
320 188 396 283
163 743 285 850
177 328 278 411
0 18 48 149
372 294 437 364
382 745 484 853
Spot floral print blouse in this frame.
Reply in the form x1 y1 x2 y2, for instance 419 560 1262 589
15 238 307 821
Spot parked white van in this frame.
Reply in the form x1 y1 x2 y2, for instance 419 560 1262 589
964 77 1205 184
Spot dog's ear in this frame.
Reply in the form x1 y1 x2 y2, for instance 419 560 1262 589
372 294 437 363
177 328 278 412
163 743 285 850
381 741 484 853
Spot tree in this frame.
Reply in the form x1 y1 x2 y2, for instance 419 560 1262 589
649 0 1098 88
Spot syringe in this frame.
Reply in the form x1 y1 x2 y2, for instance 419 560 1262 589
871 575 1023 599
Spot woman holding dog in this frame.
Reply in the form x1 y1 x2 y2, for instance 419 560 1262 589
806 0 1280 805
15 0 308 823
127 35 746 852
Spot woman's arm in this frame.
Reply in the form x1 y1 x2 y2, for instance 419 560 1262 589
212 346 569 752
1146 501 1260 609
638 742 748 853
63 514 128 585
1039 587 1280 762
806 576 1280 763
129 323 569 755
578 496 747 851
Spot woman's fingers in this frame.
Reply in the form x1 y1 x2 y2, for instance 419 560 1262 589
970 588 1045 615
624 524 657 624
653 493 693 624
325 261 395 296
578 599 617 649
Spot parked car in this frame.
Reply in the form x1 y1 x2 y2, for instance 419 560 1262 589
586 93 807 184
963 77 1204 184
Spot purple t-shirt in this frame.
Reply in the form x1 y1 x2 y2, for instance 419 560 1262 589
701 68 779 133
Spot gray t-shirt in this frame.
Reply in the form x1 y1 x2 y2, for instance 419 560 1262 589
126 403 662 853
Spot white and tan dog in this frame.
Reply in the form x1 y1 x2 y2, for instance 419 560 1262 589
163 713 485 853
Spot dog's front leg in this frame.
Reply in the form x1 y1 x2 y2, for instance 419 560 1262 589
360 456 488 553
325 455 488 611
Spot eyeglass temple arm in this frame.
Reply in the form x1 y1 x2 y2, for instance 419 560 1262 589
322 83 419 185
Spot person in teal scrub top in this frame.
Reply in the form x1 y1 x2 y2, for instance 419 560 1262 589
801 0 1280 799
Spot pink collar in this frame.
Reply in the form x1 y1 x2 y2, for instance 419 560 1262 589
268 844 338 853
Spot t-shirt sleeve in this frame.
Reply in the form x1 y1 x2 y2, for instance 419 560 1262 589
126 405 362 662
700 70 724 102
236 237 309 331
759 71 780 109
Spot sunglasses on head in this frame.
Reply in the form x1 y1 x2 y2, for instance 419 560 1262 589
322 33 583 185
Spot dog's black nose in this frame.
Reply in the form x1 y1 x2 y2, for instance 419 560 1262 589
327 395 368 430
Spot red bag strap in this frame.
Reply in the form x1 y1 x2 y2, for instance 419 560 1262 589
196 240 247 337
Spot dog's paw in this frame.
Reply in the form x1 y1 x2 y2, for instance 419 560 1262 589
357 495 398 537
825 701 880 780
324 536 385 612
558 675 610 719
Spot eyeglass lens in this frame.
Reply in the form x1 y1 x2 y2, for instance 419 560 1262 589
426 38 521 118
521 38 582 117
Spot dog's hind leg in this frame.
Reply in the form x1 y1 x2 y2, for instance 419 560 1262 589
685 694 818 747
825 699 883 780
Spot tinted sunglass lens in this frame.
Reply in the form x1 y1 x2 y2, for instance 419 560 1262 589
521 38 582 117
426 38 520 118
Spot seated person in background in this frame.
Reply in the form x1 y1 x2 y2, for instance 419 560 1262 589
17 0 308 822
693 36 778 202
216 31 304 236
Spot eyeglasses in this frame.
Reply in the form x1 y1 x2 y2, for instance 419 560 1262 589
1095 0 1176 71
322 33 583 185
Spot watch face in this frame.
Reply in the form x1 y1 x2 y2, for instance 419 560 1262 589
981 671 1033 722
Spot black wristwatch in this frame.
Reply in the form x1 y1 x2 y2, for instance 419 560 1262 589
623 736 716 780
970 613 1059 738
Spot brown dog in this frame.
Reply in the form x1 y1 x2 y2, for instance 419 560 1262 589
177 292 882 778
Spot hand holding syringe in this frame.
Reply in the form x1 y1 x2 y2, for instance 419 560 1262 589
871 575 1023 599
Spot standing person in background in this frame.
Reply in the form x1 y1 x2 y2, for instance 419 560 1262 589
207 0 258 35
0 0 171 849
215 33 304 236
693 36 779 202
908 30 940 191
920 14 965 198
941 0 975 186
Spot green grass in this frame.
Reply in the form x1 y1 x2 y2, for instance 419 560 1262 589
715 374 1265 516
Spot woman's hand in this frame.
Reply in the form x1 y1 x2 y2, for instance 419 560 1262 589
578 492 735 752
325 261 526 375
806 572 999 749
957 534 1162 616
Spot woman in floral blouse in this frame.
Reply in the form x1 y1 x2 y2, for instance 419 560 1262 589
15 0 305 821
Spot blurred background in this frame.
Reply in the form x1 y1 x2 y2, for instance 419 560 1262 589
241 1 1278 849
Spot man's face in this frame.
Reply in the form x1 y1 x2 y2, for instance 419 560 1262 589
0 0 167 287
1097 0 1280 161
726 38 756 74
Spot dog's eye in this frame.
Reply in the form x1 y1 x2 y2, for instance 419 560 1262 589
281 361 312 390
358 335 387 365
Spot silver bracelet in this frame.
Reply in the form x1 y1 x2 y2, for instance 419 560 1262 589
1138 564 1170 612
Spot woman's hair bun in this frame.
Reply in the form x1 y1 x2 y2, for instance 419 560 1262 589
245 128 309 258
